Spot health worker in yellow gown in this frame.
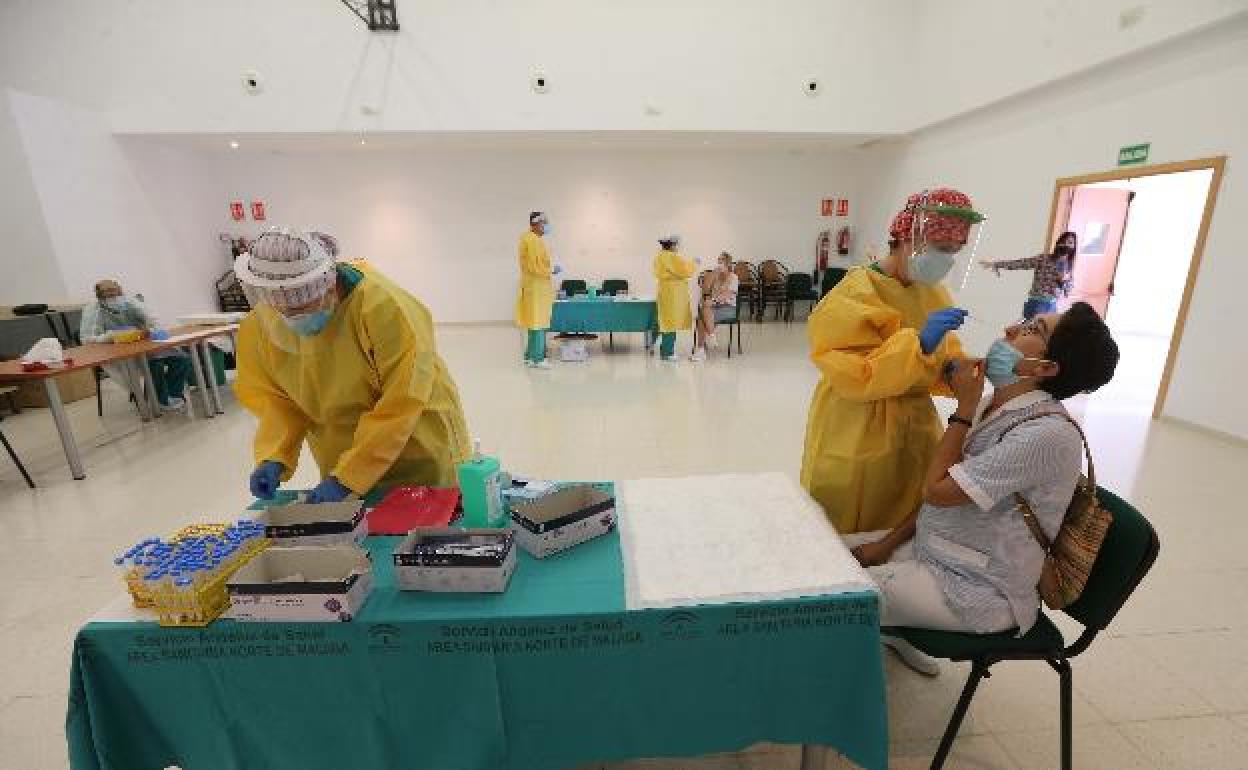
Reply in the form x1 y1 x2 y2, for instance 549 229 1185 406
234 229 470 504
516 211 562 369
653 234 699 362
801 188 985 534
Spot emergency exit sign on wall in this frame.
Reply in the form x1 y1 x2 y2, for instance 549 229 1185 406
1118 143 1150 166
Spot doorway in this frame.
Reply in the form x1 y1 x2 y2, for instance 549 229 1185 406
1044 156 1225 419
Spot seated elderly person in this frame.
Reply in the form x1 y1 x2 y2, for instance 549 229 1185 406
80 279 192 412
842 302 1119 675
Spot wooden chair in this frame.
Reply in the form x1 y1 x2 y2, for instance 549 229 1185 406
732 261 760 320
757 260 789 321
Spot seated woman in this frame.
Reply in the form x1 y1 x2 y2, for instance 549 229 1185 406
842 302 1119 675
691 252 740 362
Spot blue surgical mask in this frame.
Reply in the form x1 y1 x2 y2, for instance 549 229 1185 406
907 246 956 284
542 223 552 235
984 338 1025 387
102 297 126 312
284 309 332 336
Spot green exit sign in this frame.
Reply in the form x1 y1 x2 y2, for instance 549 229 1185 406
1118 143 1150 166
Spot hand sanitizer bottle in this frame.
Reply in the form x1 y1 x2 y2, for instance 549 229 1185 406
457 439 504 528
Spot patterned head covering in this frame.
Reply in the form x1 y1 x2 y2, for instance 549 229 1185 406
888 188 984 244
234 228 340 309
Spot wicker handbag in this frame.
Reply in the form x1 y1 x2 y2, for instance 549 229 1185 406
1001 412 1113 610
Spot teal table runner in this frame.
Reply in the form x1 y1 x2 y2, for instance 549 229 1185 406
67 491 887 770
549 299 657 334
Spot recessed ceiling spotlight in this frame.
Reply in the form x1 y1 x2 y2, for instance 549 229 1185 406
229 141 240 149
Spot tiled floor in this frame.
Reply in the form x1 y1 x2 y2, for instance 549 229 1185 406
1 321 1246 769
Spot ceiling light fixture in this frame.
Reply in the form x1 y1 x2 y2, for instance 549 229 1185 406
229 141 240 149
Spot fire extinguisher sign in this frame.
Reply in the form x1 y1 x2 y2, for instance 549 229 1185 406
251 201 267 221
836 198 849 217
821 198 836 217
230 201 245 221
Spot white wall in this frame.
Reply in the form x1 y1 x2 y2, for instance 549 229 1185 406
0 91 64 305
0 0 913 135
857 16 1248 439
7 90 221 320
912 0 1248 128
183 142 861 322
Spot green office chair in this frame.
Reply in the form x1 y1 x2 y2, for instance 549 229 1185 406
601 279 629 296
882 487 1159 770
559 279 588 297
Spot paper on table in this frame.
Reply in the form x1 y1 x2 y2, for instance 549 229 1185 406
616 473 876 610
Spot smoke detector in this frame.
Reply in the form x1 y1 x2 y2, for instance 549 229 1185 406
241 70 263 95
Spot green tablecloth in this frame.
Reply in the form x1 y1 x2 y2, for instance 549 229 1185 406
67 499 887 770
549 299 657 334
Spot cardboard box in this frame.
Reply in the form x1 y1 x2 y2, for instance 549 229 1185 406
227 546 373 622
507 485 616 559
559 340 589 362
12 367 96 408
256 500 367 547
393 528 517 592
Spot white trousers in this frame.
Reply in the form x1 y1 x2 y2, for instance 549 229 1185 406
843 531 977 632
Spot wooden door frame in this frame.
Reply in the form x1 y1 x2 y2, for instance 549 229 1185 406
1043 155 1226 419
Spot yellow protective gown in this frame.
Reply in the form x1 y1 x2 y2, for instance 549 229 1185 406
800 265 963 534
654 249 697 332
515 230 554 330
236 264 471 494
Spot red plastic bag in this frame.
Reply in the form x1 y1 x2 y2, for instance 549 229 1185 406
368 486 461 535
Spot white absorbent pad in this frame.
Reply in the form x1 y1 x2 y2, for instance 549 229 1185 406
617 472 876 610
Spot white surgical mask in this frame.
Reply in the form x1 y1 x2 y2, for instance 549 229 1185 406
907 246 956 284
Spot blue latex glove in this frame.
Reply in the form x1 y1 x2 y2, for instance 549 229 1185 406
552 264 563 276
149 329 170 341
306 476 352 504
919 307 968 355
249 461 284 500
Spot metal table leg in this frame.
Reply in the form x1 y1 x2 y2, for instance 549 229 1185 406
799 744 828 770
186 344 214 419
138 357 161 420
43 377 85 480
121 360 153 421
198 343 224 414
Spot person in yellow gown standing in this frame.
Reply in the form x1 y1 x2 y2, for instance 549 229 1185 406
653 235 699 362
800 188 985 535
516 211 562 369
233 228 471 503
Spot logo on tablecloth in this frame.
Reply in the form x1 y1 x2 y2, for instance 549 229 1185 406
368 623 403 654
659 610 704 641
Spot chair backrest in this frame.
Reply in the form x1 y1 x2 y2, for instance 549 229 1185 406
821 267 848 295
786 272 813 291
601 279 629 296
733 262 757 287
560 279 588 295
759 260 787 284
1062 487 1160 632
696 270 713 289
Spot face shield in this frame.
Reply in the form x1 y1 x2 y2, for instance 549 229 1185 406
234 229 340 350
892 188 986 287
